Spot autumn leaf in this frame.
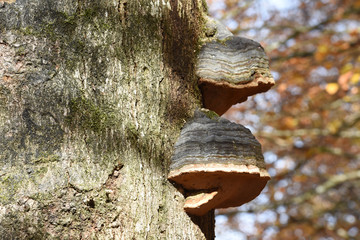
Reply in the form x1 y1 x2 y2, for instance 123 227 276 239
282 116 298 129
350 73 360 84
325 83 339 95
328 119 342 134
338 71 352 90
340 63 353 74
315 45 329 62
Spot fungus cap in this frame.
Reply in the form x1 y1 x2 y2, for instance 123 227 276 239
196 36 275 115
168 110 270 216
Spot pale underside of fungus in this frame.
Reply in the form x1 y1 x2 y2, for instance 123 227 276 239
196 19 275 115
168 110 270 216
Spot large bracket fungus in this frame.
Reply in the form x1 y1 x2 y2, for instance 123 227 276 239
196 18 275 115
168 110 270 216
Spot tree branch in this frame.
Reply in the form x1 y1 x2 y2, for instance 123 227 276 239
293 170 360 204
258 128 360 139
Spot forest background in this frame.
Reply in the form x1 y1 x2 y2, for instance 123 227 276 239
207 0 360 239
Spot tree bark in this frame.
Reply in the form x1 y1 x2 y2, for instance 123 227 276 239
0 0 214 239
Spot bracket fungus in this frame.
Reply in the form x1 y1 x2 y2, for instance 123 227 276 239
196 19 275 115
168 110 270 216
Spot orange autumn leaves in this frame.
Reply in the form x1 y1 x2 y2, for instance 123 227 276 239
326 66 360 95
210 0 360 239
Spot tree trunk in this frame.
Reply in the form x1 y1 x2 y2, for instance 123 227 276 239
0 0 214 239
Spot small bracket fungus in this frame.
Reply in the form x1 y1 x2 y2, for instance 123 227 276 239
168 110 270 216
203 16 233 40
197 19 275 115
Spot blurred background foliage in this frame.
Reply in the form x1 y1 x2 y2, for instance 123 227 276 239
206 0 360 239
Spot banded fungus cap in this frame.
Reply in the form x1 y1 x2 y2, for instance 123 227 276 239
196 35 275 115
168 110 270 216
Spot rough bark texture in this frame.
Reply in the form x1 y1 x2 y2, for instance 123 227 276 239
0 0 214 239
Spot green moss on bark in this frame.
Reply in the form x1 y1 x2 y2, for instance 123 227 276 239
66 95 118 133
